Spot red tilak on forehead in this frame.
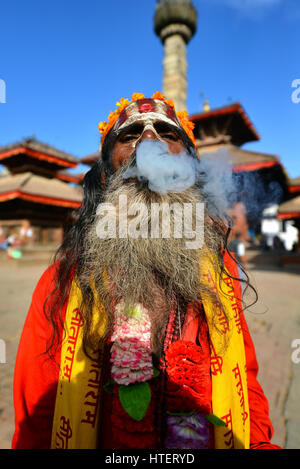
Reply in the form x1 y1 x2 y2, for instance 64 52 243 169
115 99 179 131
137 99 155 114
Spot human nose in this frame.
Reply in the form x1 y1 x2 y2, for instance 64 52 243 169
140 129 158 141
135 127 162 148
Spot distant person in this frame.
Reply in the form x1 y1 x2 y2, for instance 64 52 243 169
0 225 7 250
6 233 22 259
273 236 284 251
0 224 5 243
19 220 34 245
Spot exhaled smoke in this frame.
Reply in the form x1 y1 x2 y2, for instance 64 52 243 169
122 139 196 194
122 139 234 222
196 149 234 221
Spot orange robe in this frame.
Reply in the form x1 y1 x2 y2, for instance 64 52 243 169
12 253 281 449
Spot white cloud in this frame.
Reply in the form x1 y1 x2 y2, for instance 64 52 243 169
203 0 282 17
226 0 281 7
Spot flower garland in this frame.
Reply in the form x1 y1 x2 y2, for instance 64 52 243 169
98 91 196 147
106 301 160 449
104 300 224 449
110 301 153 385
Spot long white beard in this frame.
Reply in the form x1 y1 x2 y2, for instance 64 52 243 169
80 159 223 358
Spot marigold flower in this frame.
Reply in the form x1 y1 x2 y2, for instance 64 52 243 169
98 121 108 134
116 97 129 112
166 99 175 109
151 91 165 101
131 92 145 102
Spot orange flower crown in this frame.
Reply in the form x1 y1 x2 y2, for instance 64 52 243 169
98 92 195 147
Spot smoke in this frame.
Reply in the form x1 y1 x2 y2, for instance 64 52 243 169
121 139 284 226
122 139 234 221
232 171 284 223
196 149 234 220
122 139 196 195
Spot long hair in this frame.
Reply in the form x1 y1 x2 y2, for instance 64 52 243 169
43 130 258 361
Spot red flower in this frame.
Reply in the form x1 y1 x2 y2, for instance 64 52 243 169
164 340 212 415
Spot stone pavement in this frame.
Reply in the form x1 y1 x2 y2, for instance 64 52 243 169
245 265 300 449
0 260 299 449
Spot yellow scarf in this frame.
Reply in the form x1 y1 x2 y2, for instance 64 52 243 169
51 258 250 449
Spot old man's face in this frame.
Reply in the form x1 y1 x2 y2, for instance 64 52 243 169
110 120 187 172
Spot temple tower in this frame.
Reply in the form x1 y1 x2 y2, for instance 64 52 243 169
154 0 197 111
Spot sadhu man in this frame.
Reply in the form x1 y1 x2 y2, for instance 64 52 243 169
12 92 280 449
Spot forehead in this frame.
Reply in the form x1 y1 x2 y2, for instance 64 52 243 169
114 98 179 133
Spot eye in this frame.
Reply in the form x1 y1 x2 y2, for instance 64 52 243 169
119 134 139 143
154 122 181 142
160 132 179 141
118 124 144 143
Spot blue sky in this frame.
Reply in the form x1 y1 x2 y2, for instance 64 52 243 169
0 0 299 177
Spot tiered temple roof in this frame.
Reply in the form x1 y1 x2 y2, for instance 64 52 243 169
277 176 300 223
278 195 300 220
0 137 78 177
288 176 300 196
190 102 260 148
0 137 83 227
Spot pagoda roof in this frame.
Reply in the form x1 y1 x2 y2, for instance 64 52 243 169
189 102 260 148
288 176 300 195
0 137 79 175
0 172 82 209
197 144 283 172
56 169 85 184
278 195 300 219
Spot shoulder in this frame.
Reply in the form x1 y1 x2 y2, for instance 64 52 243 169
222 249 243 298
31 263 59 305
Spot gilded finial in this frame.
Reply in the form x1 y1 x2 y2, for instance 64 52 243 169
203 98 211 112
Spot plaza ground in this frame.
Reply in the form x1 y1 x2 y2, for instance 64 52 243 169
0 256 299 449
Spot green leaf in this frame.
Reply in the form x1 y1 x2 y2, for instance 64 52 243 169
206 413 226 427
119 381 151 421
103 379 115 394
152 366 160 378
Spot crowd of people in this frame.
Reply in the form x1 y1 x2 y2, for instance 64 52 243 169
0 221 34 259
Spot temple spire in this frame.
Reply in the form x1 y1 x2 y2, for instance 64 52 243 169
154 0 197 111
